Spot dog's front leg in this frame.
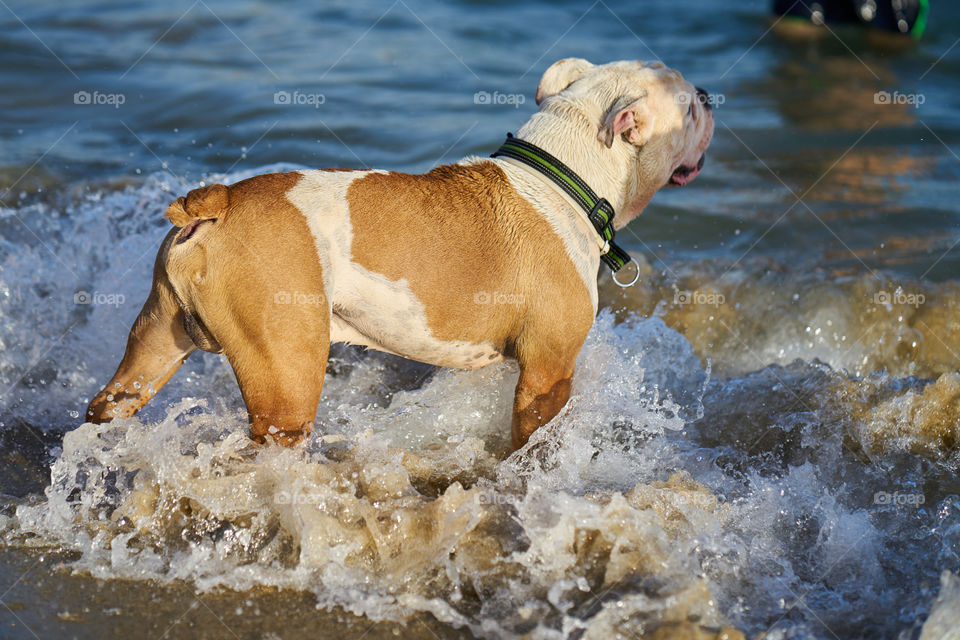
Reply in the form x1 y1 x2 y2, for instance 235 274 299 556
510 327 584 450
511 365 575 450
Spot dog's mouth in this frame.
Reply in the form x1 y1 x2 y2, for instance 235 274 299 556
669 154 705 187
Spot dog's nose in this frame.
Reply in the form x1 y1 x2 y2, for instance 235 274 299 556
695 86 711 112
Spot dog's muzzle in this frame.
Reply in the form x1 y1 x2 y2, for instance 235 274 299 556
669 154 705 187
669 87 712 187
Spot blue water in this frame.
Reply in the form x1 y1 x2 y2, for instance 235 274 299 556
3 1 959 274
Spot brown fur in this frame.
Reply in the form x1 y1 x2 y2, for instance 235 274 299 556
347 162 594 447
91 173 331 445
347 162 592 346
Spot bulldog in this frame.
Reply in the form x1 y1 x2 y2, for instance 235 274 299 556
86 58 714 450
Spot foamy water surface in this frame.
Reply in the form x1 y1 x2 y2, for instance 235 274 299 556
1 170 959 639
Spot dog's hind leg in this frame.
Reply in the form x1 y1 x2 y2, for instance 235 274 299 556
86 231 196 423
161 175 330 446
224 290 330 447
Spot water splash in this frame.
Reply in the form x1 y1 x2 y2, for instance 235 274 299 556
2 171 958 639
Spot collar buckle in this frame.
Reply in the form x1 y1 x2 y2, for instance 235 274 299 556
587 197 615 242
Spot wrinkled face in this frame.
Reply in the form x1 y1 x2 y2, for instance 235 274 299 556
535 59 715 192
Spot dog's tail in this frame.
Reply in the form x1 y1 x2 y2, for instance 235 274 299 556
165 183 229 227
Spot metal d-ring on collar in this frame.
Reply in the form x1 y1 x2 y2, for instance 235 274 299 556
491 133 638 287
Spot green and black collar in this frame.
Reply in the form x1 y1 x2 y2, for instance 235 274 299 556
491 133 632 274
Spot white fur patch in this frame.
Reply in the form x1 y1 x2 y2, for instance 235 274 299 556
287 170 503 370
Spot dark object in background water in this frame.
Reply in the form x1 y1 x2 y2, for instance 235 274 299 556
772 0 928 38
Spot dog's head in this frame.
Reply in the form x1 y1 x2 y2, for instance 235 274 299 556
533 58 714 223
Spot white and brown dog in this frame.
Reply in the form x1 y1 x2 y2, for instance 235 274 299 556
86 59 714 450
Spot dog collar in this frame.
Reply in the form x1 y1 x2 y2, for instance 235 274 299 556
491 133 632 273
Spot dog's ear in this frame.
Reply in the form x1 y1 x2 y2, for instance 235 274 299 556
598 95 655 149
165 184 229 227
536 58 594 105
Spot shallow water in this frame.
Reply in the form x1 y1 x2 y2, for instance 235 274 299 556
1 0 959 639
